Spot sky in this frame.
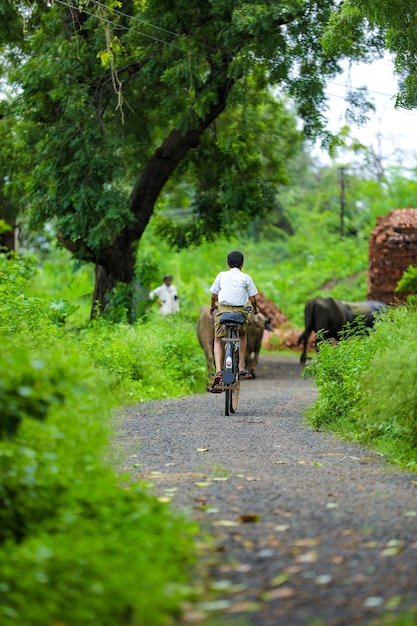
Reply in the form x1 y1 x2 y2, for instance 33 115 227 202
316 56 417 169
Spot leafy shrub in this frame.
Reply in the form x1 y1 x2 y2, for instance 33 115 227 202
306 300 417 470
80 313 207 402
0 335 198 625
396 265 417 295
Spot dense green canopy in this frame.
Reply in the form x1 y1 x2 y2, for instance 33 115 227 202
0 0 357 309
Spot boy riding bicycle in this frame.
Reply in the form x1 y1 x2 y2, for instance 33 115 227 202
209 251 259 388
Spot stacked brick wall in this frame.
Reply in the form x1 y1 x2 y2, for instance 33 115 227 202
368 208 417 303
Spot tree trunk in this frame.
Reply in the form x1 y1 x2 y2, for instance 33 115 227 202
0 226 17 252
91 231 137 318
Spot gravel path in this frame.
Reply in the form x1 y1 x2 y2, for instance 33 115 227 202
118 354 417 626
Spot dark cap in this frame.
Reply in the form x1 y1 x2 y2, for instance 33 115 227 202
163 274 173 281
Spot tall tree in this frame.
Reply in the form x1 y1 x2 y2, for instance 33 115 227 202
2 0 350 314
323 0 417 109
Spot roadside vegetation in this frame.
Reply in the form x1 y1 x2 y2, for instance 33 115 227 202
305 298 417 472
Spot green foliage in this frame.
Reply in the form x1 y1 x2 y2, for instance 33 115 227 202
0 252 199 624
1 0 368 309
323 0 417 109
306 299 417 470
0 336 197 625
396 265 417 294
80 314 207 402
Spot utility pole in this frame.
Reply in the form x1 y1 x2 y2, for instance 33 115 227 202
339 166 346 239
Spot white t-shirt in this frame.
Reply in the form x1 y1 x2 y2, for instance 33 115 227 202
210 267 258 306
149 283 180 315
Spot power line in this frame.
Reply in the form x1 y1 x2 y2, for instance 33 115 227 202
54 0 217 53
326 91 417 117
54 0 184 50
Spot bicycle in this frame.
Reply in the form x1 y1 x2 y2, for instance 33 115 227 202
218 311 245 416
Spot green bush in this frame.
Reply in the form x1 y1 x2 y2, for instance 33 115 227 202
79 313 207 402
0 336 198 625
306 299 417 470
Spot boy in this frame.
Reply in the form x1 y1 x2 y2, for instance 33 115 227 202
209 250 259 387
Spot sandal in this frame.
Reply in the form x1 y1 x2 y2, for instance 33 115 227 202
208 371 223 393
239 369 251 379
212 371 222 385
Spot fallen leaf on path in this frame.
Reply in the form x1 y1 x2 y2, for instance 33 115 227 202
272 461 287 464
258 548 275 557
212 520 240 527
262 586 295 600
212 477 228 481
269 573 289 587
296 550 318 564
246 477 260 482
313 461 322 467
294 538 320 547
274 524 290 531
381 546 403 556
198 600 232 611
329 555 344 564
326 502 338 508
132 463 142 468
197 448 209 452
272 509 292 517
385 596 402 609
210 580 232 591
315 574 332 585
225 601 261 614
363 597 384 608
194 482 212 487
219 563 252 573
157 496 171 503
182 609 206 624
404 511 417 516
239 513 260 523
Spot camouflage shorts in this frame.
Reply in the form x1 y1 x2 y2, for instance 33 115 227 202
213 304 248 338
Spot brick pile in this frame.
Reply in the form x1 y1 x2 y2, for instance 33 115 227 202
368 208 417 303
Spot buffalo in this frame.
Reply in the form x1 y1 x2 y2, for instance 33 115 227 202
197 305 266 387
298 296 386 364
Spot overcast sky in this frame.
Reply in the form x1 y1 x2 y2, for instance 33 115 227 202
317 56 417 169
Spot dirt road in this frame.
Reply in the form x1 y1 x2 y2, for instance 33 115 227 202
119 354 417 626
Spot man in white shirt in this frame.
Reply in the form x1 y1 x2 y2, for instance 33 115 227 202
209 251 259 386
149 275 180 315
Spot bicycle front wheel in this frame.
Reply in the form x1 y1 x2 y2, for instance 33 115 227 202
225 341 240 415
229 378 240 413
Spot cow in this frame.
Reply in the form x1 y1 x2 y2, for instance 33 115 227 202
197 305 266 387
298 296 386 364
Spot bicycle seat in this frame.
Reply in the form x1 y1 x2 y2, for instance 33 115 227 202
219 312 246 326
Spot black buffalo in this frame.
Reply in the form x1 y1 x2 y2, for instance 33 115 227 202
298 296 386 364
